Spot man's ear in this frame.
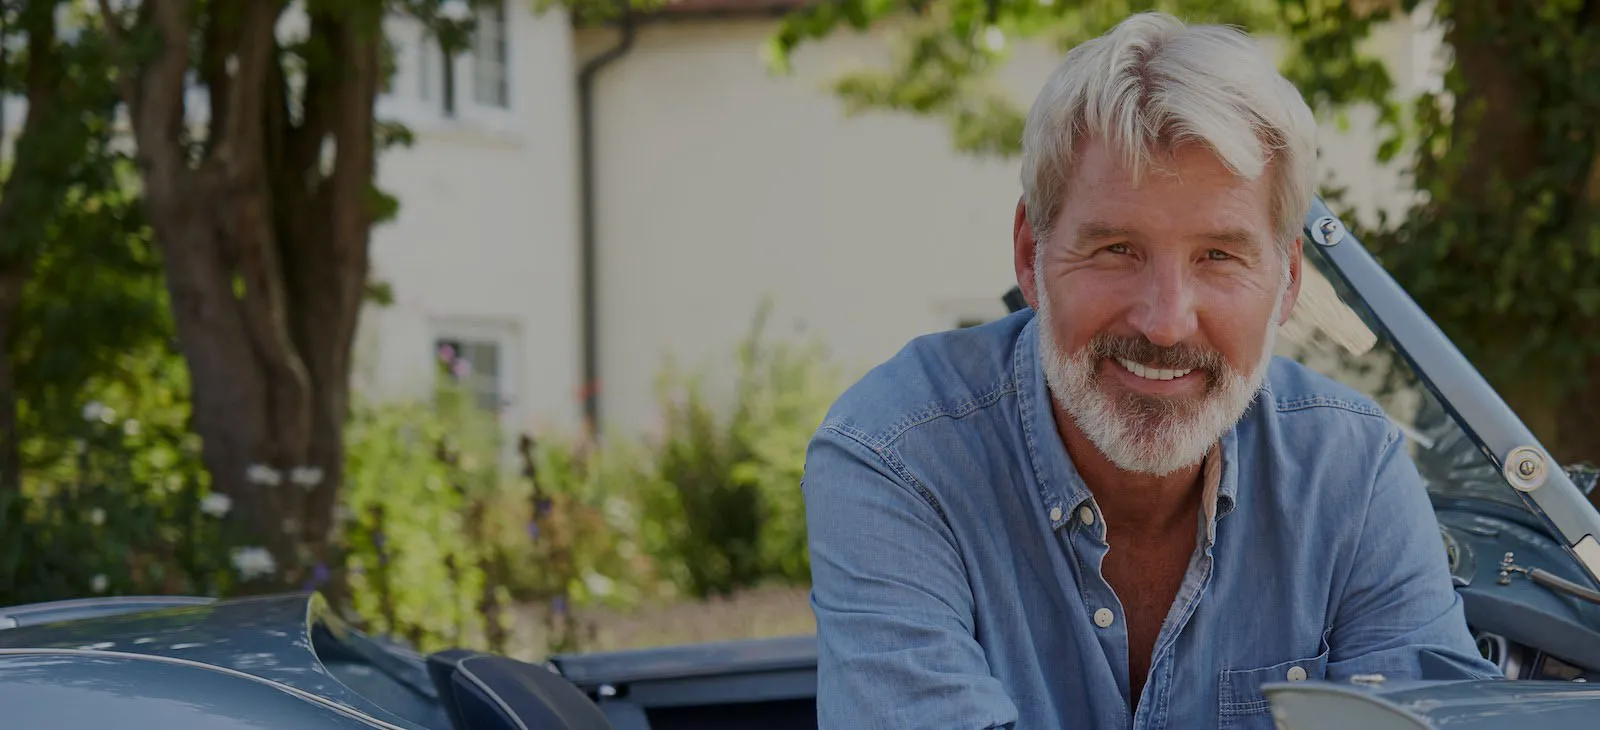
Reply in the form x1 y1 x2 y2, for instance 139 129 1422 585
1277 236 1304 325
1014 198 1041 310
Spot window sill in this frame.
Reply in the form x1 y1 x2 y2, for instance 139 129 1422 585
377 98 523 147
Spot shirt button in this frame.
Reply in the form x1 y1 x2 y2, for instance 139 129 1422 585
1079 506 1095 525
1093 608 1115 628
1049 507 1063 522
1286 666 1307 681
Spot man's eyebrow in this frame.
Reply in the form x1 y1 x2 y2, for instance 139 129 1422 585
1073 222 1262 251
1198 228 1260 248
1074 222 1138 242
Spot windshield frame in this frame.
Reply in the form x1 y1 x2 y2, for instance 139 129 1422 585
1301 197 1600 585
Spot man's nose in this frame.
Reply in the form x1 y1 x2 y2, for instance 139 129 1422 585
1129 265 1198 347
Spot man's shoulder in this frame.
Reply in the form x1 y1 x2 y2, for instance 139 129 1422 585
1252 355 1403 459
818 310 1032 449
1262 356 1391 421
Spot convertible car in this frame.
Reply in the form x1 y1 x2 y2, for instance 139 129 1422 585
2 197 1599 729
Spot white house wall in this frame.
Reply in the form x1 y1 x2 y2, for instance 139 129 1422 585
354 5 585 436
576 14 1442 434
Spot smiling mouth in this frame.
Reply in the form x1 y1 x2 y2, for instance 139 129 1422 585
1116 357 1195 381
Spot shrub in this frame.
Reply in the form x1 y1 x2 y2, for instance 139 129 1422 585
634 301 842 599
0 345 225 604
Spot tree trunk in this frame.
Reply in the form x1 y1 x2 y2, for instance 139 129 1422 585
99 0 381 590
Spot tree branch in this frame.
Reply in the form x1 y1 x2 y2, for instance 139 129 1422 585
288 10 335 181
97 0 195 199
214 0 314 463
200 0 244 160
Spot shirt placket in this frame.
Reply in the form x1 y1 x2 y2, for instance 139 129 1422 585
1062 498 1135 726
1130 507 1224 730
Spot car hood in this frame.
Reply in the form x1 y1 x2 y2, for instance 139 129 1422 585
0 592 425 729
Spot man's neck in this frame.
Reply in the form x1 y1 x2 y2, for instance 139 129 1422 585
1052 405 1203 536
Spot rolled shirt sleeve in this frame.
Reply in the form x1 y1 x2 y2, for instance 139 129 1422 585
1326 425 1503 680
804 424 1021 730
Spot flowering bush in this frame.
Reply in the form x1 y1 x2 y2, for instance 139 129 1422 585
0 345 232 604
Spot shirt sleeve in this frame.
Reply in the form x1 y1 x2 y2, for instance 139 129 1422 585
803 424 1021 730
1326 424 1504 680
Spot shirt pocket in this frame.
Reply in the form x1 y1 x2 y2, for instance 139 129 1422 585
1217 637 1330 729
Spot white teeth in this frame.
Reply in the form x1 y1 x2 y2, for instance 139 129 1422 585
1116 357 1193 381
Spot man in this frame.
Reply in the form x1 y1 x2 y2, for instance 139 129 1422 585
801 12 1499 730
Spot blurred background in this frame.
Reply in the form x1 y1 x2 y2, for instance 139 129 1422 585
0 0 1595 661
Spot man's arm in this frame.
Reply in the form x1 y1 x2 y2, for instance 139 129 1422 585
1326 424 1503 680
803 425 1019 729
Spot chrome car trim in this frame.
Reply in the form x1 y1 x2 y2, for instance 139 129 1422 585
0 648 412 730
0 595 214 617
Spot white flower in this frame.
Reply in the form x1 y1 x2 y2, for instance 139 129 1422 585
122 419 141 437
289 466 324 489
983 25 1006 53
199 493 232 518
439 0 471 21
246 464 283 486
81 401 108 422
230 547 277 580
89 508 105 526
583 572 615 598
90 574 108 593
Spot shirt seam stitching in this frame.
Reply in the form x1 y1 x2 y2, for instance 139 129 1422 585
1274 395 1387 418
853 378 1019 450
816 423 954 527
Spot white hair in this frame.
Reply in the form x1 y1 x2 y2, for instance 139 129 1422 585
1020 12 1318 248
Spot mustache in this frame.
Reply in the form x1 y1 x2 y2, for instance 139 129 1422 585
1081 333 1228 376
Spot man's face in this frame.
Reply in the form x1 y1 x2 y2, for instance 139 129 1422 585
1018 139 1301 476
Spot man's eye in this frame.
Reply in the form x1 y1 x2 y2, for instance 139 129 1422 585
1205 249 1233 261
1106 243 1131 255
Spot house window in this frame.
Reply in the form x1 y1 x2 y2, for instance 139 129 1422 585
417 28 457 116
472 0 509 109
436 337 503 414
419 26 433 100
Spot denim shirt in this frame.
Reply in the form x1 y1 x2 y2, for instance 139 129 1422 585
802 309 1500 730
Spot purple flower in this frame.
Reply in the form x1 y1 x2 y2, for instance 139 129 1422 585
451 358 472 379
526 522 540 540
437 344 456 363
300 562 331 591
535 498 553 517
552 596 567 616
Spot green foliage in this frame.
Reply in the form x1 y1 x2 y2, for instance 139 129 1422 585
0 340 223 604
766 0 1283 156
12 158 166 463
341 387 491 654
340 351 663 656
631 302 842 599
